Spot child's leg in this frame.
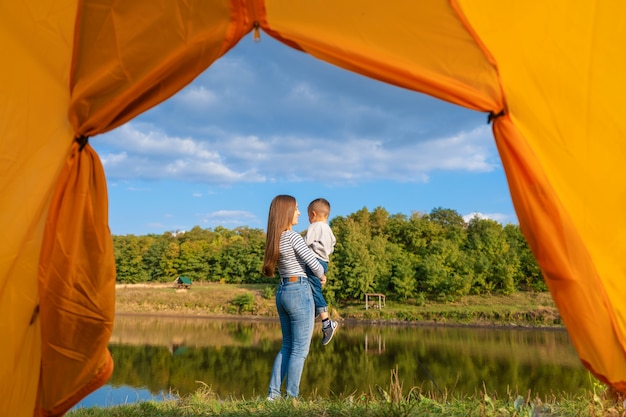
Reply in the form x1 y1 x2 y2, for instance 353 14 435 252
307 260 337 344
309 276 328 317
312 260 329 318
305 264 327 316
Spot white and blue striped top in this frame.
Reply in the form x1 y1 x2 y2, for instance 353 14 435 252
278 230 324 279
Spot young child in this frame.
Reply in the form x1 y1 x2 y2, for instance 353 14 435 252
305 198 338 345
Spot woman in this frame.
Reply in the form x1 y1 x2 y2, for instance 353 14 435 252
263 195 326 400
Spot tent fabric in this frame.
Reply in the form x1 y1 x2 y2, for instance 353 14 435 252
262 0 503 113
69 0 250 137
459 0 626 391
3 0 626 415
493 115 626 391
36 141 116 416
0 1 78 416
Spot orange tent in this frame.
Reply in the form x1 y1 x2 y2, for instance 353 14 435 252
3 1 626 415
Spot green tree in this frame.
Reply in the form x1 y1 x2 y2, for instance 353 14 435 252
417 238 472 300
113 235 149 283
142 234 174 282
369 234 392 294
239 226 267 283
369 206 389 238
178 239 210 282
465 217 517 294
331 217 376 300
387 243 416 300
503 224 545 291
384 212 409 246
160 241 180 281
178 225 214 243
109 206 550 299
212 227 265 283
387 212 434 256
219 237 252 283
428 207 466 245
349 207 371 230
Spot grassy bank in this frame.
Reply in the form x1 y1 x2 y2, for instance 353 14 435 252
115 283 561 327
68 377 624 417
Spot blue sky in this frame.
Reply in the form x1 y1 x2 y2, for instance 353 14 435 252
92 33 517 236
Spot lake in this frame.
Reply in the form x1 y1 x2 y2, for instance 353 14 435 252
73 315 592 409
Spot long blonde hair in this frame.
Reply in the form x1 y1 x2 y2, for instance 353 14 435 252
262 195 296 277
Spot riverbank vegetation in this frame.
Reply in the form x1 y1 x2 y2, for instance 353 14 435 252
113 206 546 306
116 283 561 327
68 375 625 417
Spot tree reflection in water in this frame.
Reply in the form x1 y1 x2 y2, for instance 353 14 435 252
86 316 591 406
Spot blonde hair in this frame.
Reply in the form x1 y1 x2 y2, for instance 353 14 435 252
307 198 331 218
262 195 296 277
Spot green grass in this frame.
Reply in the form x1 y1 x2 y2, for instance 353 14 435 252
67 373 625 417
115 283 562 328
340 292 561 327
115 283 276 317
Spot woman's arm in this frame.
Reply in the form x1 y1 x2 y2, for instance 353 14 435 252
290 233 324 278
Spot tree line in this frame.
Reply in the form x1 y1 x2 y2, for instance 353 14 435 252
113 206 545 302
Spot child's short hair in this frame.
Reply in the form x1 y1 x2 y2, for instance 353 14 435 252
308 198 331 217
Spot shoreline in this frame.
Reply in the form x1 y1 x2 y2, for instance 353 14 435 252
114 283 564 330
114 310 567 331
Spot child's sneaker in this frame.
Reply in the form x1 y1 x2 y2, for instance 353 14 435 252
321 320 338 345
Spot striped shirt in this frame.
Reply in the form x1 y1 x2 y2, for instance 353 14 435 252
278 230 324 279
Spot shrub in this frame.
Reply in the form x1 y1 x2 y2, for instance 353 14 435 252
231 293 255 313
262 286 275 299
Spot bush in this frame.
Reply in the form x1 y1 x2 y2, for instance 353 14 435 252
414 292 426 306
231 293 255 313
262 286 275 299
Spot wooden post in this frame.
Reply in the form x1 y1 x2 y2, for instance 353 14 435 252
365 293 385 310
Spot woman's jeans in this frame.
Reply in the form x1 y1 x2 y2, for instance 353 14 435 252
268 277 314 399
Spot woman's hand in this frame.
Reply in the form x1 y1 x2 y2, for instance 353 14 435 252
320 274 327 286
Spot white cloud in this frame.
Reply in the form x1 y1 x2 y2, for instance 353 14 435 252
175 85 218 109
249 125 495 183
94 121 496 186
99 151 127 165
95 124 265 183
115 124 217 158
424 126 496 171
463 212 515 225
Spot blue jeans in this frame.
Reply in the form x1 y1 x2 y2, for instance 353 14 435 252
306 259 328 316
268 277 314 399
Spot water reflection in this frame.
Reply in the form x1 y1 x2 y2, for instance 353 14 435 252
76 315 592 408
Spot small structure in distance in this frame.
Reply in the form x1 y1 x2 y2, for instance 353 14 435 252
174 276 193 289
365 293 385 310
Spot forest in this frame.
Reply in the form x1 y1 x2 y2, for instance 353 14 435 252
112 206 545 303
